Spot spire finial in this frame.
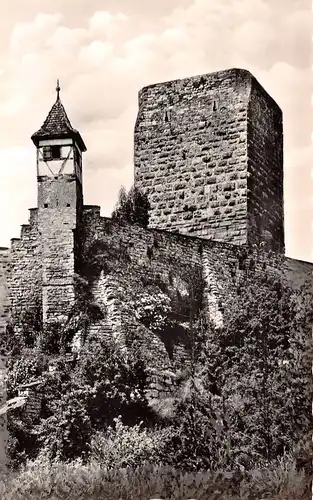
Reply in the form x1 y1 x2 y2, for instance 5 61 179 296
56 79 60 100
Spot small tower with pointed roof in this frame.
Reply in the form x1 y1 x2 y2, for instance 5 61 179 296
31 81 87 325
31 80 86 212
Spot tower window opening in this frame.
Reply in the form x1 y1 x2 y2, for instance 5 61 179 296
43 146 52 161
51 145 61 159
42 145 61 160
67 203 70 207
44 203 48 208
212 100 218 111
164 110 170 122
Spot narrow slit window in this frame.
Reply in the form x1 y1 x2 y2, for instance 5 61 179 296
164 110 170 122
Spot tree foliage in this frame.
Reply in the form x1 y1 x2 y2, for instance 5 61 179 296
4 246 312 472
216 257 311 463
111 185 150 228
30 335 152 462
149 252 311 470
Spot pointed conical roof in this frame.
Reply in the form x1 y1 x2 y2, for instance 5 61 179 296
31 83 87 152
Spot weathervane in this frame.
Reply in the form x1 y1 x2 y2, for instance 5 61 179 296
56 79 60 100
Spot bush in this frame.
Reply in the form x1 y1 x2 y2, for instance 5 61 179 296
131 290 172 331
89 416 170 468
35 382 92 463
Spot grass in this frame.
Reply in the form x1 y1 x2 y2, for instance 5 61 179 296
0 455 310 500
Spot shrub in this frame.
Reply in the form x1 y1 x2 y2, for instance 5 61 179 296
6 355 46 399
131 290 172 331
89 416 170 468
35 382 93 463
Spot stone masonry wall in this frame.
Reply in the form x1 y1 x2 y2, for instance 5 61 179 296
7 209 42 328
83 206 204 374
82 207 312 402
134 69 249 244
4 202 312 408
38 205 77 324
83 207 312 335
247 78 284 253
83 207 206 401
7 201 79 328
37 174 83 212
37 174 82 324
134 68 284 252
0 248 10 471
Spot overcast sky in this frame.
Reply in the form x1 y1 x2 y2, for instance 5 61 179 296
0 0 311 262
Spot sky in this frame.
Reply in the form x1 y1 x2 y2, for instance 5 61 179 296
0 0 311 262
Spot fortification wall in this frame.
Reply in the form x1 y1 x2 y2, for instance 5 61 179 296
284 257 313 289
7 203 79 327
0 248 10 471
82 207 214 400
0 248 10 345
82 208 312 386
134 68 284 252
7 209 42 328
4 203 312 410
83 207 312 324
82 207 203 285
82 206 204 370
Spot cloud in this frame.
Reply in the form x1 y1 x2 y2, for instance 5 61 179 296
0 147 36 245
88 11 128 42
84 163 134 216
284 144 313 260
0 1 311 262
10 13 63 54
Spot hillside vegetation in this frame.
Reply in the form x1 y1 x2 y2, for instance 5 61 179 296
1 186 311 499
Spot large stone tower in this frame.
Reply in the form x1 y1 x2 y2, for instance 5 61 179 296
31 81 87 324
134 68 284 253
